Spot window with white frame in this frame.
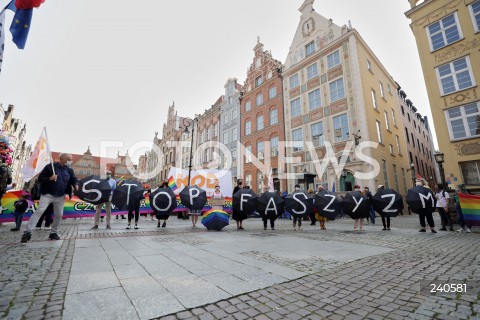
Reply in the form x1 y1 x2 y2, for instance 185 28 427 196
329 78 345 102
223 131 229 144
371 89 378 109
231 108 237 119
269 109 278 125
291 98 301 117
290 74 299 89
396 135 401 154
292 128 303 151
385 111 390 130
307 63 318 80
376 120 383 143
204 149 209 163
257 141 265 160
379 81 385 98
389 144 394 155
367 59 372 72
327 51 341 69
214 123 218 137
392 109 397 126
245 121 251 135
427 12 462 51
333 113 349 142
223 113 228 124
269 86 277 99
231 127 237 141
436 56 475 95
382 159 389 189
256 93 264 106
255 76 263 87
206 127 210 141
446 101 480 140
387 83 392 95
245 146 252 163
257 115 264 130
311 122 324 147
308 89 321 110
245 100 251 112
460 160 480 184
470 1 480 32
305 41 315 57
270 136 279 156
245 174 252 188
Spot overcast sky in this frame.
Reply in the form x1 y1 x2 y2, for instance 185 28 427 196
0 0 436 162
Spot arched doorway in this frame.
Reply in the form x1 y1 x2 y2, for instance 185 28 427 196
339 171 355 191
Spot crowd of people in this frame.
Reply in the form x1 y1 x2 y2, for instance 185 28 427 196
4 153 473 243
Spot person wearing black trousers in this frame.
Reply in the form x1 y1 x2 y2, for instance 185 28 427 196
126 197 142 230
35 204 54 230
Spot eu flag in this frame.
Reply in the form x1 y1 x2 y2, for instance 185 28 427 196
9 8 32 49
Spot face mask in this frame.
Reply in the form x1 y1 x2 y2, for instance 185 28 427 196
106 174 111 179
415 182 422 186
238 183 242 186
66 161 73 167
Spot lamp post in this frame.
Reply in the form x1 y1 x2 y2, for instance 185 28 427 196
434 151 446 190
183 117 198 187
410 162 416 187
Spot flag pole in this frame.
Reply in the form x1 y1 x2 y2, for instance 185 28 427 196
43 127 55 175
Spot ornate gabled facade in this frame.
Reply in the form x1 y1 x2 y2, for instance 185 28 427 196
240 39 286 193
406 0 480 189
282 0 410 194
158 103 185 182
196 100 222 170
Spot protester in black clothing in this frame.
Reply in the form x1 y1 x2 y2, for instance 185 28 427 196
233 179 243 196
35 204 53 230
157 180 169 228
11 194 29 231
232 179 246 230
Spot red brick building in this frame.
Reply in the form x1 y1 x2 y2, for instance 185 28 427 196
240 40 286 193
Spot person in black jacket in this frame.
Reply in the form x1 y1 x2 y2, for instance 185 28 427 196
11 194 29 231
21 153 78 243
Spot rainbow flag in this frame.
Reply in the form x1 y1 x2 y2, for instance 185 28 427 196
458 193 480 227
116 175 125 186
168 176 178 191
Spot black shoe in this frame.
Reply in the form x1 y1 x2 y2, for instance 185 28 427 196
439 228 447 231
264 227 267 230
21 232 31 243
449 228 454 231
10 228 20 231
49 233 60 240
382 228 387 230
387 228 390 231
419 229 426 232
121 216 126 219
134 224 138 229
271 228 275 230
157 221 161 228
162 222 166 228
431 229 437 233
116 216 119 220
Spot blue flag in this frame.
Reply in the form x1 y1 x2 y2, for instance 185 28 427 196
10 8 32 49
331 182 336 193
6 0 17 12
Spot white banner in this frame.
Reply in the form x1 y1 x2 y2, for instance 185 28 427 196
167 167 233 197
21 127 52 182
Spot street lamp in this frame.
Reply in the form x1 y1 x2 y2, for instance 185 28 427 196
410 162 416 187
434 151 446 190
183 117 198 187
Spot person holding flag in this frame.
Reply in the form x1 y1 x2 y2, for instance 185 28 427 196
21 153 78 242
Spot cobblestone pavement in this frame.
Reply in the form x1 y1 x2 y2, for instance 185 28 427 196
0 214 478 319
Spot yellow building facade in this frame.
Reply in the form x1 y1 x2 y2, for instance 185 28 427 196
406 0 480 187
283 0 411 195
